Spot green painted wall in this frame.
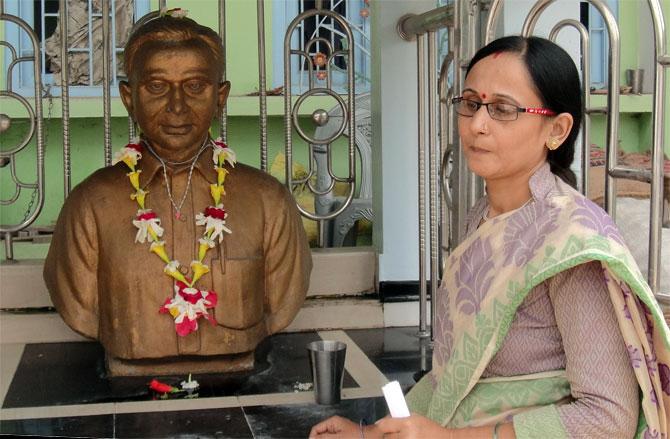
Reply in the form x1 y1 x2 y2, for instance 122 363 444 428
589 0 670 157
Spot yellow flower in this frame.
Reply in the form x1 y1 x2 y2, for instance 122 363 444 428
150 241 170 263
121 154 139 171
130 189 148 209
190 260 210 284
164 260 187 283
127 170 141 190
198 237 216 261
210 184 225 205
169 307 180 318
215 166 229 186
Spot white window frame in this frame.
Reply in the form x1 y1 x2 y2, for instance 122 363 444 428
587 0 618 88
3 0 150 97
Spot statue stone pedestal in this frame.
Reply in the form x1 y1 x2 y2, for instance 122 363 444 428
106 351 255 376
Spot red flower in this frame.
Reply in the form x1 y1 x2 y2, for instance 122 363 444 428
149 379 177 393
136 211 158 221
126 142 142 153
204 291 218 308
176 317 198 337
204 206 226 220
213 139 228 149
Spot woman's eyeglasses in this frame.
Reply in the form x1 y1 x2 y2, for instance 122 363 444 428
451 97 556 121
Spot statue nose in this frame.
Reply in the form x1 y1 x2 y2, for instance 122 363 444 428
166 87 185 114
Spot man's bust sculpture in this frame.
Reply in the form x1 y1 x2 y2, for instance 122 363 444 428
44 11 312 376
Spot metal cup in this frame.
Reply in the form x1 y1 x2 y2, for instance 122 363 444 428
307 340 347 405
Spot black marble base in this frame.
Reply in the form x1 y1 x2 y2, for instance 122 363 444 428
3 332 357 409
1 327 431 438
244 397 388 438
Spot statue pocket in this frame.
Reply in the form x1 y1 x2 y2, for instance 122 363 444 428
210 254 265 329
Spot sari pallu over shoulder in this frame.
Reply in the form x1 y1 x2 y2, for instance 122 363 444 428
406 177 670 438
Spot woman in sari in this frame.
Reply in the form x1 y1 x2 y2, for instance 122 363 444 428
310 36 670 438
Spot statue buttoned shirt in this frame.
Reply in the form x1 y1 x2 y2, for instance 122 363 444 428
44 145 312 361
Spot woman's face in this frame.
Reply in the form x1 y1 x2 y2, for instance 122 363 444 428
458 52 554 184
120 45 229 158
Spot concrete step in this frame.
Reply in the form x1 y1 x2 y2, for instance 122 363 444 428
0 247 377 309
0 297 384 344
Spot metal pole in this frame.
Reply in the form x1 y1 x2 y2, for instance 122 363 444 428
549 20 590 195
417 34 429 338
397 5 454 41
428 31 439 340
102 0 112 166
219 0 228 143
522 0 620 222
646 0 668 297
257 0 268 172
59 0 71 197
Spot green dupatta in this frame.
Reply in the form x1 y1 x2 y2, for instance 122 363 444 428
407 178 670 438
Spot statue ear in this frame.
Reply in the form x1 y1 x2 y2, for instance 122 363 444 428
119 80 134 119
217 81 231 111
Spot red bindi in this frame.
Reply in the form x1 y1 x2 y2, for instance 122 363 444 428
481 93 487 99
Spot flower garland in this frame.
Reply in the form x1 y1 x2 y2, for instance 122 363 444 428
114 137 236 336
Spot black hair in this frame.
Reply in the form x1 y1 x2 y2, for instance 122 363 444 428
466 36 582 188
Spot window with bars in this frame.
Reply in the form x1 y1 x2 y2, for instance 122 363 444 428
272 0 371 94
3 0 150 97
580 0 619 89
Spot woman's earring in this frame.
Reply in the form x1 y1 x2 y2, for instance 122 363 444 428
546 138 560 150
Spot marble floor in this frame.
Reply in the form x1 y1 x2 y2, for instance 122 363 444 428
0 327 433 438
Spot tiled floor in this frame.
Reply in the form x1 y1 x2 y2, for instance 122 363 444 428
0 327 432 438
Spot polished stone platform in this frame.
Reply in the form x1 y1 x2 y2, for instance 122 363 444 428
0 327 432 438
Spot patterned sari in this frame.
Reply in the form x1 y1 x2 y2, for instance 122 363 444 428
406 176 670 438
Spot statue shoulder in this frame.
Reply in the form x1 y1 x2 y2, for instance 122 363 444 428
63 163 129 209
230 162 292 200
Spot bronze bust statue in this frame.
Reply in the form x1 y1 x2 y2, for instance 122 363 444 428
44 13 312 376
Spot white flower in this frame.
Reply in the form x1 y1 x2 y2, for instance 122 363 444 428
180 375 199 392
212 138 237 167
132 211 163 243
195 212 232 243
112 138 142 167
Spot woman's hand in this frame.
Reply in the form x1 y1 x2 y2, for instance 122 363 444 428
309 416 360 438
375 414 453 439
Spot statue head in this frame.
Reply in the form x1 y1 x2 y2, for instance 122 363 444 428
120 13 229 160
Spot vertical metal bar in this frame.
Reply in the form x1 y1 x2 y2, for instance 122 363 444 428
257 0 268 172
549 21 590 195
128 117 136 140
646 0 667 296
4 232 13 260
102 0 112 165
219 0 228 143
598 4 621 223
428 31 439 340
454 0 470 244
417 34 429 338
158 0 166 11
59 0 71 197
41 0 46 83
284 21 294 194
87 0 94 86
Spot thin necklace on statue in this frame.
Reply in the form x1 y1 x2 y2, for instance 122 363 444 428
144 138 210 221
483 197 533 222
